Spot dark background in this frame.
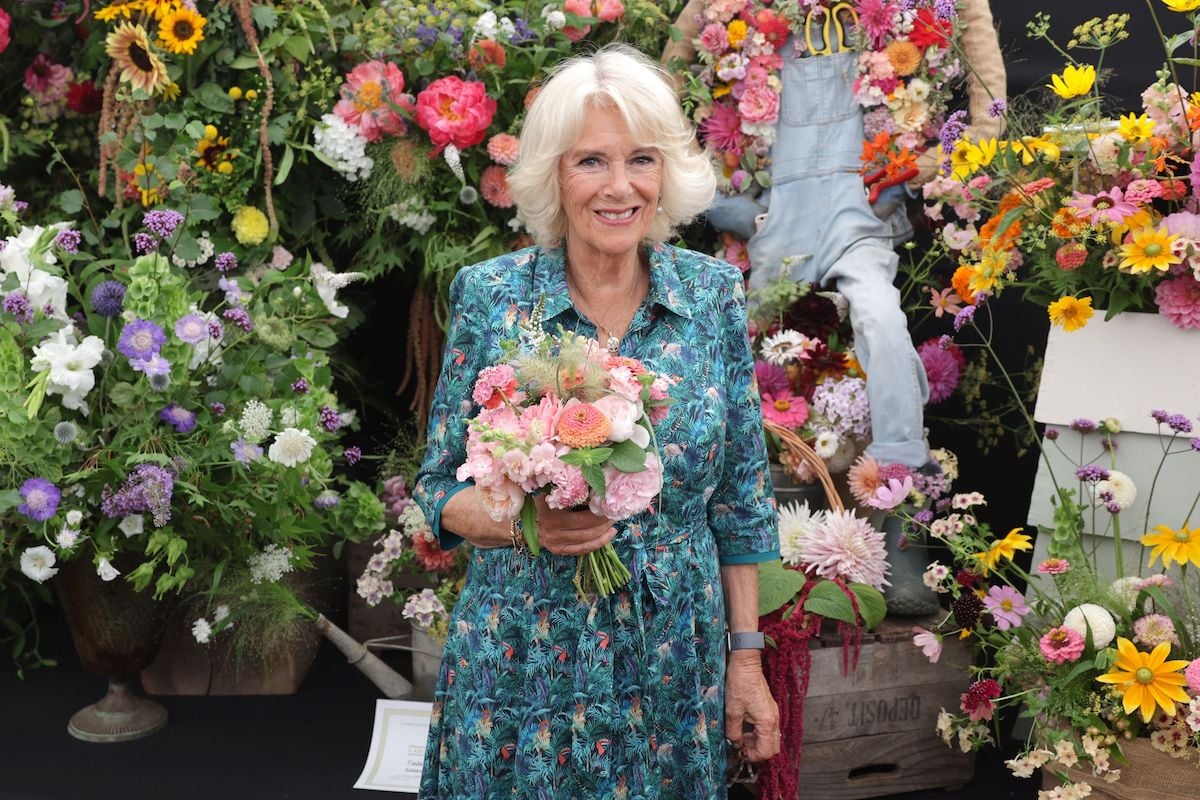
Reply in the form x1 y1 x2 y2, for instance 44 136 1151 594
0 2 1169 798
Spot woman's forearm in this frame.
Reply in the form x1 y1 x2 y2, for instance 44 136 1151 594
440 486 511 548
720 563 761 635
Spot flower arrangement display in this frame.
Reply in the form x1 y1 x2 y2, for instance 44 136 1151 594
455 313 674 597
0 199 385 669
922 7 1200 331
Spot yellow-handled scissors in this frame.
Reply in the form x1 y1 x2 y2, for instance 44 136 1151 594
805 2 860 56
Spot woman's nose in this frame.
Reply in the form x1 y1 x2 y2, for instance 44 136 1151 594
603 163 631 197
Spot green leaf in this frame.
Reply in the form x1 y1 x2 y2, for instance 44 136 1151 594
57 189 84 215
229 55 261 70
803 580 857 624
250 3 279 28
757 560 806 616
0 489 22 512
194 82 235 115
520 495 540 556
608 440 648 473
274 145 295 186
848 583 887 628
296 324 338 348
754 169 772 188
282 34 312 63
582 463 606 498
560 447 613 467
1060 658 1096 685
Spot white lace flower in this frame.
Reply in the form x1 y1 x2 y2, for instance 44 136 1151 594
213 605 231 624
267 427 317 467
240 399 273 444
248 543 294 584
20 546 59 583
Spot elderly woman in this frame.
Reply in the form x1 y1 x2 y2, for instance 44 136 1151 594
413 44 781 799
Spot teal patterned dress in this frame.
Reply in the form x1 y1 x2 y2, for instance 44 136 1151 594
413 243 779 799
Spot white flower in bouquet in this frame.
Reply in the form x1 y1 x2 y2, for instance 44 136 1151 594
1062 603 1117 649
760 330 809 365
118 515 144 538
248 543 294 584
191 617 212 644
19 546 58 583
65 509 82 526
239 399 273 444
1 225 69 319
30 325 105 411
1095 469 1136 511
309 262 365 319
96 557 120 582
402 588 447 630
312 113 373 181
778 500 824 567
801 509 890 589
267 427 317 467
55 526 79 549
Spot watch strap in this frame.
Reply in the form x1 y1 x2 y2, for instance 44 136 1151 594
727 631 765 651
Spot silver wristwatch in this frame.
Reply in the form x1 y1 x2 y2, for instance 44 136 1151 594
726 631 765 651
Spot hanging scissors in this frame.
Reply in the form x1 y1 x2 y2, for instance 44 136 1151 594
804 2 860 56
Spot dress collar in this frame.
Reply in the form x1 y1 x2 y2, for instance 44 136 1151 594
533 243 693 324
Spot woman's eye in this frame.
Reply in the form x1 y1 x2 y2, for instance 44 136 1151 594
578 157 602 167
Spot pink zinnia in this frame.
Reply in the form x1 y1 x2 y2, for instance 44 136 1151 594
700 102 746 155
480 165 514 208
486 133 520 165
1036 557 1071 575
1067 187 1138 225
1133 613 1180 648
802 509 890 589
983 585 1030 631
1021 177 1056 196
761 391 809 428
333 61 413 142
917 338 963 404
960 678 1001 722
1155 274 1200 329
1039 626 1085 664
1123 178 1162 206
1186 659 1200 694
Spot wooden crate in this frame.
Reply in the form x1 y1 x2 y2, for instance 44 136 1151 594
795 615 975 799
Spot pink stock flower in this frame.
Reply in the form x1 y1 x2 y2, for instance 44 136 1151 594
593 452 663 520
1039 626 1085 664
480 165 515 208
983 585 1030 631
333 61 413 142
913 627 944 663
1155 274 1200 329
415 76 497 155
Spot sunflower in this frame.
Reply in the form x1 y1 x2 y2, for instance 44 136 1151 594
94 1 144 22
105 22 170 96
157 6 206 54
142 0 179 20
1047 295 1094 332
1140 524 1200 569
1118 224 1181 274
1095 638 1191 723
972 528 1032 575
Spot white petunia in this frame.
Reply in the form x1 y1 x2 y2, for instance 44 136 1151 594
30 325 106 411
267 427 317 467
20 546 59 583
65 509 83 527
309 262 365 319
96 557 120 582
118 515 145 538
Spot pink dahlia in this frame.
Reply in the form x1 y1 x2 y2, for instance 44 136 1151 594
480 165 514 208
917 338 963 404
761 391 809 428
415 76 496 155
856 0 900 49
802 509 890 589
1155 274 1200 329
412 529 458 572
1039 625 1085 664
486 133 520 165
333 61 413 143
847 454 884 506
755 361 791 397
700 101 745 155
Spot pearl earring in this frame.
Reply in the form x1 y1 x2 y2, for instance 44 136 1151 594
656 205 664 214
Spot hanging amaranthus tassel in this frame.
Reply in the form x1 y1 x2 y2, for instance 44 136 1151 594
227 0 278 237
395 284 443 433
96 69 120 199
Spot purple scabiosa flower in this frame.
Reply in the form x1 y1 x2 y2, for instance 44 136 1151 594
319 405 341 432
314 491 341 510
986 98 1007 118
143 209 184 238
952 304 976 332
211 402 226 416
222 307 253 333
344 446 362 466
1075 465 1110 482
510 17 535 43
174 313 208 345
19 478 62 522
131 353 171 377
90 280 126 317
100 464 174 527
118 319 167 361
291 378 310 394
55 229 81 254
1069 418 1097 433
3 292 34 324
754 361 790 397
214 252 238 273
133 233 158 254
159 404 197 433
231 438 263 465
414 24 439 47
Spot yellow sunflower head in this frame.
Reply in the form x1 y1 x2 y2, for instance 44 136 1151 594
158 7 206 55
104 21 170 96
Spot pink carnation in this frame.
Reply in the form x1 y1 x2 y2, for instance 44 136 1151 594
547 464 590 510
486 133 520 165
0 8 10 55
1186 659 1200 694
591 452 662 520
917 338 964 404
480 165 514 208
1039 626 1085 664
333 61 413 143
472 364 519 408
737 85 780 125
1155 274 1200 329
415 76 496 155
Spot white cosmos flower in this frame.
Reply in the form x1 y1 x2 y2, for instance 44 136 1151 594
96 557 120 582
268 427 317 467
20 546 59 583
759 330 809 366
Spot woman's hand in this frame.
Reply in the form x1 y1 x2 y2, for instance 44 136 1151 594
725 651 781 763
531 494 616 556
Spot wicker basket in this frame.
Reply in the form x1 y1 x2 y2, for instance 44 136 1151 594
763 419 844 514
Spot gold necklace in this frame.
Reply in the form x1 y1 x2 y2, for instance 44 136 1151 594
565 264 644 356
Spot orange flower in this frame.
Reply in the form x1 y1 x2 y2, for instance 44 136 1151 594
557 402 612 448
468 39 507 70
979 214 1022 252
1050 207 1088 239
884 40 922 76
952 265 978 304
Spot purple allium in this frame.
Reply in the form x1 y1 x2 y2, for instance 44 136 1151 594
118 319 167 361
90 280 126 317
55 229 81 254
344 446 362 466
143 209 184 239
1075 465 1110 482
291 378 310 394
131 353 172 377
231 438 263 465
1045 427 1060 441
214 252 238 273
18 478 62 522
1070 418 1097 433
211 402 226 416
159 404 197 433
133 233 158 254
987 98 1007 118
174 313 208 345
208 320 224 340
100 464 174 527
3 292 34 324
754 361 791 397
952 304 976 332
314 491 341 510
222 307 253 333
939 110 968 153
319 405 341 432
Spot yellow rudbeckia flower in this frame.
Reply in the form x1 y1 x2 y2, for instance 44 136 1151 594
972 528 1032 575
1047 296 1094 332
1119 225 1181 274
1118 112 1155 143
1162 0 1200 12
1095 638 1191 723
1140 524 1200 569
1048 64 1097 99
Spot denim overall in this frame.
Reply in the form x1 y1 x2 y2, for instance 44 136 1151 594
708 43 930 468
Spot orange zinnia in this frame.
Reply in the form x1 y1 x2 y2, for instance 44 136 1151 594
557 402 612 448
1050 207 1088 239
951 265 978 304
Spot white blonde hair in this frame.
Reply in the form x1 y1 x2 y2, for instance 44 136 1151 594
507 43 717 248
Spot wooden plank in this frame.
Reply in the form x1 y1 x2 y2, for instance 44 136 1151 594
805 632 970 696
797 730 975 800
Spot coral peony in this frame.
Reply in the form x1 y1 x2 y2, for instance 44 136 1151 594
415 76 497 154
333 61 413 142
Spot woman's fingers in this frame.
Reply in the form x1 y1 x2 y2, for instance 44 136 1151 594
539 522 617 556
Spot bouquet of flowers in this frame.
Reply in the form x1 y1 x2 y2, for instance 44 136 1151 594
922 7 1200 332
456 315 673 597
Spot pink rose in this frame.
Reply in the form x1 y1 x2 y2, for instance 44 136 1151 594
737 85 779 125
592 452 662 521
605 366 643 403
477 479 526 522
699 23 729 55
333 61 413 142
592 394 641 443
415 76 497 155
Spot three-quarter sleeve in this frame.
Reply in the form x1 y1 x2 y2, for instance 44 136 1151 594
706 268 780 564
413 266 482 549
